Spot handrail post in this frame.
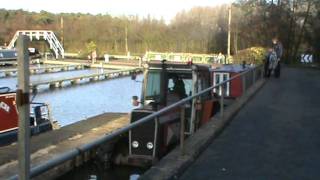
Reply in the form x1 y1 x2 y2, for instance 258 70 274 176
180 105 185 156
17 35 30 180
220 85 224 120
242 73 246 94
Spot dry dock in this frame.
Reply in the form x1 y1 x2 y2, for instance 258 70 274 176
0 113 129 179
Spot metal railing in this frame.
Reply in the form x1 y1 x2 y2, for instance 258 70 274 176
8 30 65 59
10 64 264 179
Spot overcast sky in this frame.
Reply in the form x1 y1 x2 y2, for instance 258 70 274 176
0 0 233 23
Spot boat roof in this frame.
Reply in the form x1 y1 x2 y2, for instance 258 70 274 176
0 49 17 60
147 60 210 72
211 64 255 73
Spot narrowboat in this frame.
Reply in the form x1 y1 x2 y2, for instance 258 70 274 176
114 61 221 167
0 87 57 146
211 64 255 98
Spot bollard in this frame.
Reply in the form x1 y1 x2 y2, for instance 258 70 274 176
55 82 61 88
5 72 11 77
49 83 55 89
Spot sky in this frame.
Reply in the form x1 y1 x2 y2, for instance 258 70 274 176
0 0 234 23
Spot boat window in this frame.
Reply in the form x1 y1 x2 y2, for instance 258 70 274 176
145 71 161 100
168 73 192 98
215 74 220 85
223 73 228 91
213 72 230 96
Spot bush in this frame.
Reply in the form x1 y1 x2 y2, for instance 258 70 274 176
233 47 267 65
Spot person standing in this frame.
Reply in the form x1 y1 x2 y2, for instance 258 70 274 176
264 48 277 78
91 50 97 64
272 37 283 78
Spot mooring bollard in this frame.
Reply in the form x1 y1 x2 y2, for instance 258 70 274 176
5 72 11 77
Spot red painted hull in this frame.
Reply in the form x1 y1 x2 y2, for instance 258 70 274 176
0 93 18 133
230 72 243 98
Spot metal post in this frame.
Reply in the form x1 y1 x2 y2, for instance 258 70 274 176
125 26 129 60
180 106 185 156
60 16 64 47
227 4 232 58
190 66 197 134
17 35 30 180
220 86 224 120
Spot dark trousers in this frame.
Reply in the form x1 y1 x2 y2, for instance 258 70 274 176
264 61 281 78
275 62 281 78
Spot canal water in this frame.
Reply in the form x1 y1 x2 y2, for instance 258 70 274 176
0 68 142 126
59 161 147 180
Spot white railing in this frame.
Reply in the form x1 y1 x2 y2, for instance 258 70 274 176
7 30 64 59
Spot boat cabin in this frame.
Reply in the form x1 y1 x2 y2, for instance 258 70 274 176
0 49 17 62
127 61 219 167
0 48 41 63
211 64 255 98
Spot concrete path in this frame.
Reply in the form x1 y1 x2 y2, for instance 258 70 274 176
180 67 320 180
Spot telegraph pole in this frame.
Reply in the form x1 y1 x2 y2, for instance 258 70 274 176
17 35 30 180
125 26 129 59
227 3 232 58
60 16 64 46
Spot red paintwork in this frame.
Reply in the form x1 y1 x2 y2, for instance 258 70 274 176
211 71 244 98
200 100 214 125
0 93 19 133
230 72 243 98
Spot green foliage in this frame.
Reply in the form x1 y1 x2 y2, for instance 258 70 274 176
233 47 267 65
85 41 97 54
234 0 320 63
0 7 230 55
